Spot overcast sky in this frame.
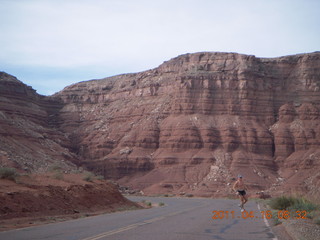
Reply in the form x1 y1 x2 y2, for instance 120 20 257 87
1 0 319 95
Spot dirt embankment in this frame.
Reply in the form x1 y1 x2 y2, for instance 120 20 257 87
0 173 141 231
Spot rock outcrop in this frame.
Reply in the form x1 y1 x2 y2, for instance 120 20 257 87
0 72 77 172
1 51 320 198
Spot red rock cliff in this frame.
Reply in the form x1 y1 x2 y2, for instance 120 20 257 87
0 72 77 172
53 52 320 197
1 52 319 198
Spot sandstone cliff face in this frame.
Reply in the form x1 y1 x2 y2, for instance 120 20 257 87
1 52 319 198
0 72 77 172
53 52 320 197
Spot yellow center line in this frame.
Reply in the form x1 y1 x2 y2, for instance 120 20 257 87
80 223 142 240
80 203 208 240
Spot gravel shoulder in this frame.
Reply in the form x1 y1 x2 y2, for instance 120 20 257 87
258 199 320 240
280 218 320 240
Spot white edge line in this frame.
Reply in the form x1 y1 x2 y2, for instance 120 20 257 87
257 203 278 240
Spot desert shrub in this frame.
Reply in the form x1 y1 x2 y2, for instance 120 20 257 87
306 211 316 219
0 167 18 181
159 202 165 207
271 210 281 225
82 171 104 181
49 164 62 172
314 217 320 225
95 175 104 180
53 171 64 180
270 196 319 222
289 198 317 212
83 172 94 182
270 196 318 211
147 202 152 207
269 196 296 210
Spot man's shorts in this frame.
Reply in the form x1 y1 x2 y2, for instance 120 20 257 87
237 190 246 196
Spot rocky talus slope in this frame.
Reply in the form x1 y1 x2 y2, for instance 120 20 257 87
1 52 320 198
0 72 77 172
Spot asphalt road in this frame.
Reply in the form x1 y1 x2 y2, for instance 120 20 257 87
0 196 278 240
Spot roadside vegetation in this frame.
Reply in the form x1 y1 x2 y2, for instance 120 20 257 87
141 199 152 207
48 164 64 180
268 196 320 225
83 172 95 182
48 165 104 182
82 171 104 182
0 167 19 181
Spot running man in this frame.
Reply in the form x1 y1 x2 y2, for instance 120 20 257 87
233 175 248 212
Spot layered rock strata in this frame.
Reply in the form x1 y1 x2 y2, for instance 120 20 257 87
0 72 77 172
1 51 320 198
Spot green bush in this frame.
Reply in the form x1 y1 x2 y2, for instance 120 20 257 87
306 211 316 219
95 175 104 180
53 171 64 180
0 167 18 181
269 196 296 210
49 164 62 172
271 210 282 225
83 172 94 182
269 196 319 222
289 198 317 212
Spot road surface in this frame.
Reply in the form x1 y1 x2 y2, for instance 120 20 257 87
0 196 278 240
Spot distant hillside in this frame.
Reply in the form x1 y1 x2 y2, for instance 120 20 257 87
1 52 320 199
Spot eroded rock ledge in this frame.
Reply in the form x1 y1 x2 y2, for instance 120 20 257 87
1 52 320 198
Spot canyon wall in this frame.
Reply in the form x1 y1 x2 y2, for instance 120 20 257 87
1 52 320 197
0 72 77 172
